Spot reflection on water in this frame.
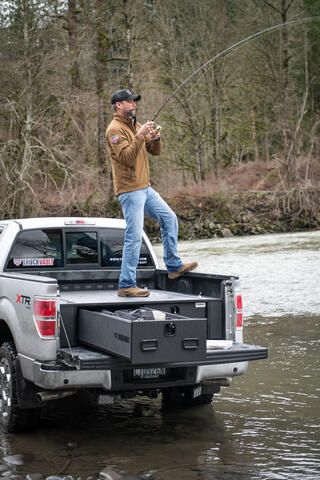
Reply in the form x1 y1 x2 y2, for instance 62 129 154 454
1 315 319 480
217 316 320 480
1 232 319 479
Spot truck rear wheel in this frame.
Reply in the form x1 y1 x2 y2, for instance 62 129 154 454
162 387 214 408
183 392 214 406
0 341 40 432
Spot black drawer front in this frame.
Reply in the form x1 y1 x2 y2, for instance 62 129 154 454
141 300 223 339
143 301 207 318
78 309 206 365
131 317 206 364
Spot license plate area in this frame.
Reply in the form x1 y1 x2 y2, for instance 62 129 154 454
133 367 167 380
123 367 186 383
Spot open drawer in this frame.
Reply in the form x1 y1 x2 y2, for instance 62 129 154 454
78 308 207 365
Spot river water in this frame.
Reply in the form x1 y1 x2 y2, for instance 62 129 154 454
1 231 319 480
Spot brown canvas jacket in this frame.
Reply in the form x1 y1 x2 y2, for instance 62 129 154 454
106 114 163 196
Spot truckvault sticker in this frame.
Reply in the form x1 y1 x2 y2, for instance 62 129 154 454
109 256 147 265
13 258 55 267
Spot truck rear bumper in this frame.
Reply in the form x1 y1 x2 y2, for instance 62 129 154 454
27 343 267 390
196 361 248 383
32 362 112 390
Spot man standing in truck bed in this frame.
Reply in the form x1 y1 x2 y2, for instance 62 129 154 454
106 89 198 298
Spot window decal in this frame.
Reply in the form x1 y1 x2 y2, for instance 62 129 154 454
13 258 55 267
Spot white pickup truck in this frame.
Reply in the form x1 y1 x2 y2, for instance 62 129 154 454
0 217 267 432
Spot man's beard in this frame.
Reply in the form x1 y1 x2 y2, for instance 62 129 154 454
128 109 136 123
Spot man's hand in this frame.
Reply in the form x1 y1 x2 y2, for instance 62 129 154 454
148 126 161 141
137 121 155 139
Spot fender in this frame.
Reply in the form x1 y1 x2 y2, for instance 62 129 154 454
0 299 19 348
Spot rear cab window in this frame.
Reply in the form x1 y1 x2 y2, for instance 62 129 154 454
100 229 153 268
66 231 98 265
6 229 63 269
6 227 154 270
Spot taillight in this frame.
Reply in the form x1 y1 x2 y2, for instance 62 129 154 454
33 297 57 338
235 294 243 329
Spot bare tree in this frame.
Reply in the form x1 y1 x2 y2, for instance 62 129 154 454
94 0 109 173
261 0 298 187
66 0 88 163
155 0 234 183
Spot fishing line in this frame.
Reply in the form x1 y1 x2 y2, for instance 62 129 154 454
152 16 320 122
161 61 221 126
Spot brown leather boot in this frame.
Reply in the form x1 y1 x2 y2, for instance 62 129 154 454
117 287 150 297
168 261 199 280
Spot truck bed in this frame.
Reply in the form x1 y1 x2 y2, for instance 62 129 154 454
60 288 215 305
59 288 222 353
55 272 266 370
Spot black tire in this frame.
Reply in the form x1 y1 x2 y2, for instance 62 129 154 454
0 341 40 432
161 387 184 407
162 387 214 408
183 393 214 407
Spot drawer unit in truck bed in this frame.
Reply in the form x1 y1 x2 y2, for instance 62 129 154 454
59 290 223 348
78 308 207 365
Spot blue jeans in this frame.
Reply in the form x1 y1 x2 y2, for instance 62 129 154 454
118 187 183 288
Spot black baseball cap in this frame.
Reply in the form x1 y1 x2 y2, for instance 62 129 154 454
111 89 141 104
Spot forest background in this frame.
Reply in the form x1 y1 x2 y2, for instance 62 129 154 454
0 0 320 240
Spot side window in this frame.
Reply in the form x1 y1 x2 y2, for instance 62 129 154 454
6 229 63 269
100 229 154 268
66 231 98 264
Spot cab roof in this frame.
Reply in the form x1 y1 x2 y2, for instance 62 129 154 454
0 217 126 229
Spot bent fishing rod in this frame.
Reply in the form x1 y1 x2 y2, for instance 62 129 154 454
152 16 320 123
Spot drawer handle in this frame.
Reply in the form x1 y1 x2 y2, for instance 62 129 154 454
140 339 158 351
183 338 199 350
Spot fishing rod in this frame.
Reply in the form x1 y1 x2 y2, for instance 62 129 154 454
152 16 320 123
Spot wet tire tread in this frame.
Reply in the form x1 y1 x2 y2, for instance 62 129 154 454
0 341 40 433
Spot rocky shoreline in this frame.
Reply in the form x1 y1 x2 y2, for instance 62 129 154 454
0 455 153 480
39 190 320 242
144 191 320 241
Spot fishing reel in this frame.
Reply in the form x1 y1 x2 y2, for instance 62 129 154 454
148 123 162 140
149 122 162 133
144 121 162 141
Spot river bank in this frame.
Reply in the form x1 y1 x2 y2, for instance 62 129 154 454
159 190 320 241
89 190 320 242
35 189 320 242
